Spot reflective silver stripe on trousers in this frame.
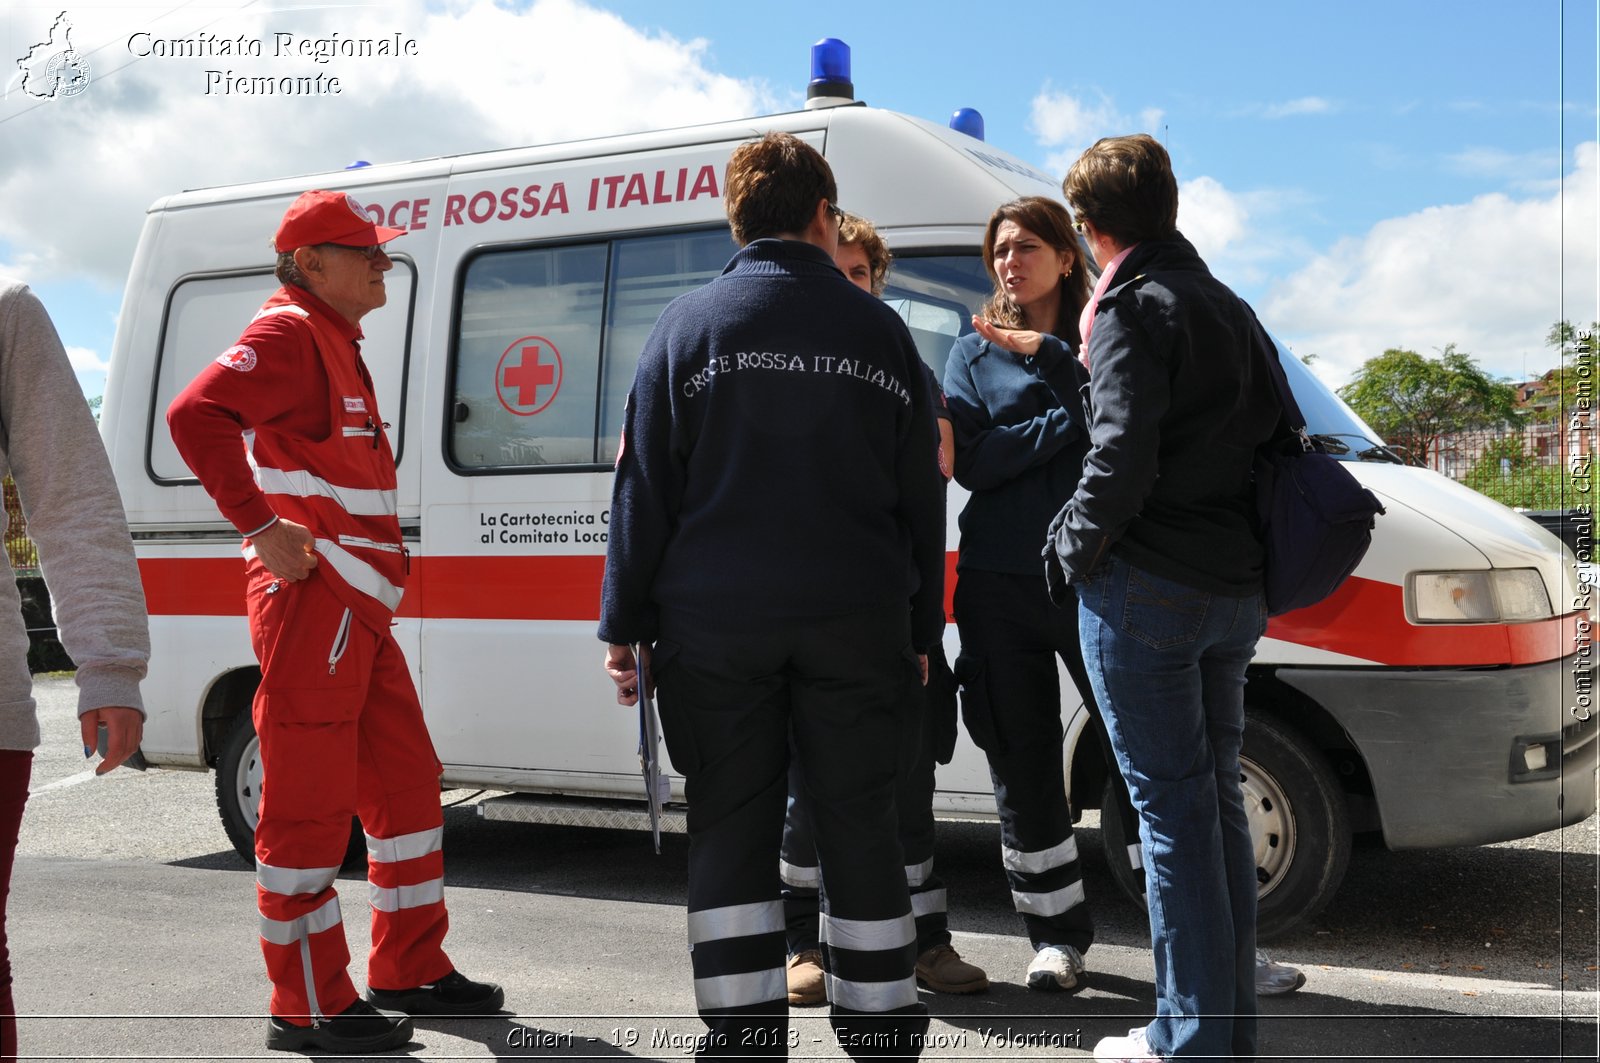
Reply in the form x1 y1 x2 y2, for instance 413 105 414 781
257 861 339 897
904 857 933 888
314 537 405 612
693 968 787 1011
258 894 343 946
1011 880 1086 917
366 826 443 864
369 877 445 912
910 888 947 919
779 859 820 889
1001 835 1079 875
250 462 398 517
820 912 915 952
686 900 784 945
826 972 920 1012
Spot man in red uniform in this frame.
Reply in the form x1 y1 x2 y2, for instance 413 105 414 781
168 190 503 1055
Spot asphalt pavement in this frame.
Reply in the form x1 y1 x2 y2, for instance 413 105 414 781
8 676 1599 1061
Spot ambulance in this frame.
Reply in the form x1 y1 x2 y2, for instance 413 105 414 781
99 42 1595 940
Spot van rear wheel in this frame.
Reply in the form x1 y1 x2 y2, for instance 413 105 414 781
214 709 364 869
1099 710 1350 942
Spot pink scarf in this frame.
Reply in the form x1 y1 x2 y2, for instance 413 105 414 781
1077 244 1137 369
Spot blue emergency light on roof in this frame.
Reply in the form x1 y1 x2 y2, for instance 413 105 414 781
949 108 985 141
805 38 854 109
345 160 372 169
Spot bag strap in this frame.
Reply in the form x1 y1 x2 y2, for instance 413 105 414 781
1249 312 1315 454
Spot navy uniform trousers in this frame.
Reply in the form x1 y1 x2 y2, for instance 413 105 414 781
654 603 929 1061
780 679 948 959
952 569 1120 954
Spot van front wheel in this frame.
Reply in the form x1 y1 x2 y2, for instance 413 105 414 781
1099 710 1350 942
214 709 364 869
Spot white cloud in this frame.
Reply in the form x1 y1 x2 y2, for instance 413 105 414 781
1262 96 1334 119
0 0 779 285
1178 176 1249 258
1261 141 1599 387
65 345 108 373
1028 85 1162 176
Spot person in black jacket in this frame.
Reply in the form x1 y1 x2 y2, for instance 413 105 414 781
780 213 986 1008
1051 135 1280 1063
942 196 1125 993
599 133 943 1061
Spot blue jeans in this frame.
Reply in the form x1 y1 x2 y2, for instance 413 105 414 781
1077 556 1263 1061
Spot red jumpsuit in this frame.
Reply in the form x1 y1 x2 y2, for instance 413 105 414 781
168 286 452 1023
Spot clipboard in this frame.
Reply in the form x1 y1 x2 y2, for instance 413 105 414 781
633 643 666 854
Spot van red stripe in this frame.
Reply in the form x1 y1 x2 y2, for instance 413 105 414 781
140 556 1576 667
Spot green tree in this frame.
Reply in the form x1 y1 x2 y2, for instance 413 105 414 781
1336 345 1522 463
1543 319 1598 416
1463 435 1567 509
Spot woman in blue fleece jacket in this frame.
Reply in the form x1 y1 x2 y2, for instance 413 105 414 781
941 196 1111 993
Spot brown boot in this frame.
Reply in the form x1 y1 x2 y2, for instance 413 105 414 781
915 944 990 994
786 949 827 1006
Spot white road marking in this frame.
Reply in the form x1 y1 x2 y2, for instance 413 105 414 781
29 768 98 794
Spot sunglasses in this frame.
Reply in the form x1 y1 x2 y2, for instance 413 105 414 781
324 243 388 261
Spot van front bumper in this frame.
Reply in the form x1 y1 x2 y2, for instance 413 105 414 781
1276 656 1598 850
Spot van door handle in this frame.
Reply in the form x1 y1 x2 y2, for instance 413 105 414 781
453 401 470 422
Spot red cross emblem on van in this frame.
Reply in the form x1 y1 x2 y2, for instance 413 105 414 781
495 336 563 416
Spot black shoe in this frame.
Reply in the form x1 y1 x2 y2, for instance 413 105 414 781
366 969 505 1016
266 997 413 1054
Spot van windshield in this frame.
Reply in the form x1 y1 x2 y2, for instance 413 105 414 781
888 253 1392 463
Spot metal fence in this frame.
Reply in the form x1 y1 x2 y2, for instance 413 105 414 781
1411 422 1593 513
3 479 39 573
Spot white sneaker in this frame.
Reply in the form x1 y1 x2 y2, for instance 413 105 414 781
1255 949 1306 995
1025 944 1085 991
1093 1025 1163 1062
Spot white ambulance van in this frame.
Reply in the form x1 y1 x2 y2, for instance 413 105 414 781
100 51 1596 940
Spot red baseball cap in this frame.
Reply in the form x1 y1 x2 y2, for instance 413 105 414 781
273 189 406 252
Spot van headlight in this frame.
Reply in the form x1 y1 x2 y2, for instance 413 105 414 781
1408 569 1553 623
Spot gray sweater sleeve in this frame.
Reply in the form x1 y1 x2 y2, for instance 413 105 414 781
0 281 148 751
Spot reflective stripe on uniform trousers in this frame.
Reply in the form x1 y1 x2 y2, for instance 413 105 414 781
366 826 442 864
910 888 947 919
257 861 340 897
370 878 446 913
779 859 820 890
820 912 918 1011
1011 880 1086 917
687 901 786 1010
313 537 405 612
1001 835 1078 875
904 857 933 889
258 894 343 1022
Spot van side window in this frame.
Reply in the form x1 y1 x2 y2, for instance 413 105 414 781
149 266 415 483
449 229 731 471
598 230 733 454
451 244 608 468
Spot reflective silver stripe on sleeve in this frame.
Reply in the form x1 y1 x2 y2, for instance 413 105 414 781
252 464 398 517
1001 835 1078 875
819 912 915 952
1011 880 1086 917
686 900 784 946
910 888 947 919
258 894 343 945
779 859 820 889
904 857 933 888
693 968 787 1011
1128 843 1143 871
366 826 443 864
256 861 339 897
314 538 405 612
826 973 920 1012
369 877 445 913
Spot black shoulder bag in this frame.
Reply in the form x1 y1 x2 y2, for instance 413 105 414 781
1254 326 1386 616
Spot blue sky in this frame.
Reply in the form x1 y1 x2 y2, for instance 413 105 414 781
2 0 1595 399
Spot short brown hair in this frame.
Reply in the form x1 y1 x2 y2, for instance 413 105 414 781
838 212 891 297
1062 134 1179 246
979 196 1091 341
724 132 838 246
